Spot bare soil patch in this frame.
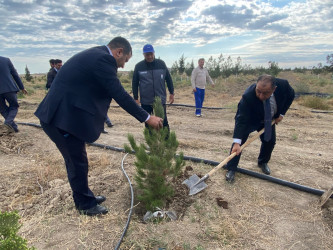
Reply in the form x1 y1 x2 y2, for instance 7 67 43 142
0 86 333 249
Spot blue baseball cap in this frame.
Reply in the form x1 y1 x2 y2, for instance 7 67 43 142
143 44 155 53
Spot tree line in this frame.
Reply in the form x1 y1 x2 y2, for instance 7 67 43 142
170 53 333 78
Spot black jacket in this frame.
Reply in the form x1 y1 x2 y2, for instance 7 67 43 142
132 59 174 105
46 68 57 89
233 78 295 139
35 46 148 143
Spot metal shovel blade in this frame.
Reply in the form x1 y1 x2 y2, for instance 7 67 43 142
182 174 208 196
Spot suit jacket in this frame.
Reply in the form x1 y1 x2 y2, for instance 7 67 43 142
233 78 295 139
35 46 149 143
46 68 57 89
0 56 25 94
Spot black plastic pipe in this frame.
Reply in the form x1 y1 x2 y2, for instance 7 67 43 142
18 122 333 199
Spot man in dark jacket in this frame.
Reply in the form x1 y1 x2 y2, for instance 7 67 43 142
0 56 28 132
132 44 174 130
225 75 295 182
46 59 62 90
35 37 163 216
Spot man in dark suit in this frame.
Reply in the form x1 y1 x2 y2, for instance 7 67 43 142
0 56 28 132
225 75 295 182
46 59 62 90
35 37 163 216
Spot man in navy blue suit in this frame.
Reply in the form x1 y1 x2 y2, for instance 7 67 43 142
35 37 163 216
0 56 28 132
225 75 295 182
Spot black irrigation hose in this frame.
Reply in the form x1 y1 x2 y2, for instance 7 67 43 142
114 153 134 250
18 122 333 199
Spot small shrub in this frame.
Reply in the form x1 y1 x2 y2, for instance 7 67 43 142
299 96 330 110
0 210 35 249
124 97 184 211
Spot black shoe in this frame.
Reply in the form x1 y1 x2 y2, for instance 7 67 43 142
101 130 108 134
258 163 271 175
79 204 108 216
95 195 106 204
106 122 113 127
225 170 235 182
4 123 16 133
4 123 18 133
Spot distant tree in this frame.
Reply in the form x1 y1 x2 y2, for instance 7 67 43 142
233 56 242 76
206 56 221 79
24 65 33 82
170 61 178 75
221 56 233 78
185 60 194 77
267 61 282 76
178 54 186 75
326 54 333 71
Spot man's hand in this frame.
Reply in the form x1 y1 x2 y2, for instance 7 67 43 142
275 115 284 125
169 94 174 104
146 115 163 130
193 88 196 93
135 99 140 105
21 89 28 95
231 143 241 155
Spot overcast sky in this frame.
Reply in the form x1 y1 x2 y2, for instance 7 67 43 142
1 0 332 74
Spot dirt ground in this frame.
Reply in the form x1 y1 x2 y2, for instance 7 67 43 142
0 86 333 249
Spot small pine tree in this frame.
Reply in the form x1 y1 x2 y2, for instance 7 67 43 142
0 210 35 249
125 97 184 211
24 65 33 82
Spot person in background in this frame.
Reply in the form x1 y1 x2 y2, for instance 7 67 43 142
0 56 28 133
191 58 214 117
225 75 295 182
132 44 174 132
35 37 163 216
46 59 62 90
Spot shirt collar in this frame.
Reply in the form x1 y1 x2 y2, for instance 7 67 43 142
105 45 113 56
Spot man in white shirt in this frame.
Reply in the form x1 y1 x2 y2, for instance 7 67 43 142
191 58 214 117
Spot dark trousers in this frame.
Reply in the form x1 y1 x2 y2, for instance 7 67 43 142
40 121 97 210
226 125 276 171
0 92 19 130
194 87 205 115
141 104 169 130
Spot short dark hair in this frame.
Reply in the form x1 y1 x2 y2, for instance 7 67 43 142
54 59 62 64
49 59 55 64
108 37 132 55
257 74 276 88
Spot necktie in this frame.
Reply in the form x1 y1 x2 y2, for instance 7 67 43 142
264 98 272 142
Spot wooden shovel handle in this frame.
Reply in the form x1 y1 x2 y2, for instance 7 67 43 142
207 120 276 177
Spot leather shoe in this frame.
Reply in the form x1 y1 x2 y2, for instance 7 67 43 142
4 123 17 133
95 195 106 204
258 163 271 175
79 204 108 216
225 170 235 182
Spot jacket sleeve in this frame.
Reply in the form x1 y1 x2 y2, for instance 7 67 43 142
191 68 197 88
233 97 252 139
164 64 174 95
94 55 149 123
132 65 140 100
280 80 295 116
9 59 25 90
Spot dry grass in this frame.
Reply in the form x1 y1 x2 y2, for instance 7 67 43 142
1 72 333 249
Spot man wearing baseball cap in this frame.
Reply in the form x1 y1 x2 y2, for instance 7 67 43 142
132 44 174 132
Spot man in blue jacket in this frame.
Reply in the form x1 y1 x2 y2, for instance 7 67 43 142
0 56 28 132
225 75 295 182
35 37 163 216
132 44 174 131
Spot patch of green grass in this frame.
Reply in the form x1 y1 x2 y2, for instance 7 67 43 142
299 96 331 110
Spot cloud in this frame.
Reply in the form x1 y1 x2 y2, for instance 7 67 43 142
0 0 332 73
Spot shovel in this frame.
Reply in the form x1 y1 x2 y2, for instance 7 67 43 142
183 121 275 195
